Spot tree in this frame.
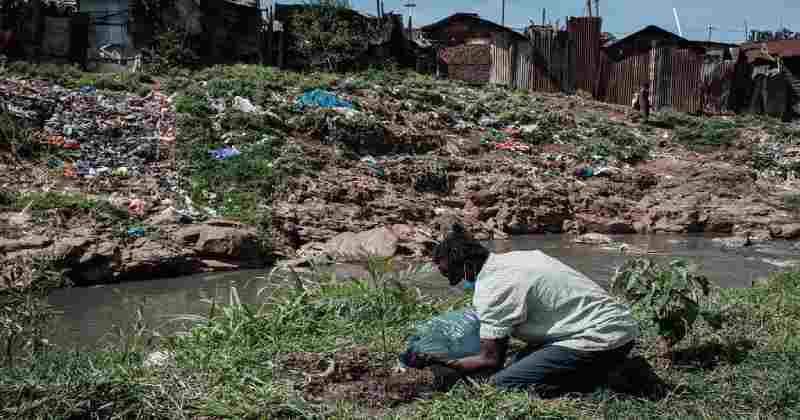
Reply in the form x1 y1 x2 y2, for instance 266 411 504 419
287 0 385 71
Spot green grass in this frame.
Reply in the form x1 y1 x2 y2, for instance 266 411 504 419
0 114 55 161
2 265 800 419
4 62 154 95
673 119 740 151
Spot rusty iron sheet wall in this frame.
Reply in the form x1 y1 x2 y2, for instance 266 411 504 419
444 44 492 83
568 17 602 95
445 44 491 65
523 28 574 93
671 49 703 113
515 41 534 90
449 64 491 83
702 60 737 113
602 51 650 107
491 32 514 86
653 46 673 110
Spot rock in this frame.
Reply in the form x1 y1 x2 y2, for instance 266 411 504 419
52 236 94 261
205 218 245 229
147 207 182 225
573 233 614 245
575 213 636 234
201 259 240 270
173 225 213 246
0 235 53 253
324 227 399 262
193 226 260 260
770 224 800 240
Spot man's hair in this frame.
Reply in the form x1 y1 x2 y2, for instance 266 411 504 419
433 223 490 285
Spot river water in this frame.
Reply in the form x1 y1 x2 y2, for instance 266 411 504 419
47 234 799 348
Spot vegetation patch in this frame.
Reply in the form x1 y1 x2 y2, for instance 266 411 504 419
673 119 739 150
1 259 799 419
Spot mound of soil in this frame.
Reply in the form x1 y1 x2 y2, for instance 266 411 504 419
281 346 436 408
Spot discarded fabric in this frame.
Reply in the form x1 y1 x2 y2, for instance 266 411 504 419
79 85 96 95
232 96 262 114
209 147 241 160
575 166 594 178
493 139 530 152
128 199 146 217
296 89 353 110
127 227 146 237
360 156 385 177
47 158 64 169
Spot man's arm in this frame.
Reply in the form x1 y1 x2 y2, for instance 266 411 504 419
445 337 509 373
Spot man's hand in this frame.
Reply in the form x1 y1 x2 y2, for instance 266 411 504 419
405 352 447 369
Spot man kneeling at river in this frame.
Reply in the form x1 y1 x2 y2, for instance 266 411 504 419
407 224 639 396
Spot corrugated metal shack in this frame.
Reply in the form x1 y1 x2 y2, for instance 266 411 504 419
737 40 800 118
419 13 527 84
600 25 705 113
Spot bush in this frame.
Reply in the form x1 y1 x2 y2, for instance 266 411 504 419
578 123 652 164
610 258 723 365
673 119 739 150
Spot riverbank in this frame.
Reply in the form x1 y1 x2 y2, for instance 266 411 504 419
2 264 799 419
3 62 800 287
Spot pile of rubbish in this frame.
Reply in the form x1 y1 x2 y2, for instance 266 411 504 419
0 78 175 178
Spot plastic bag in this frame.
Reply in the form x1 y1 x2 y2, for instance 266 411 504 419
399 307 481 368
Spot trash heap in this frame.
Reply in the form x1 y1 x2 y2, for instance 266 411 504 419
1 78 175 178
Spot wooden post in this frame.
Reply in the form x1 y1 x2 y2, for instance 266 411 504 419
31 0 42 58
267 6 274 66
649 40 657 110
277 25 284 69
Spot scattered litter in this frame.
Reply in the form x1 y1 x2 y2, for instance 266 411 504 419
127 227 146 237
492 139 530 152
478 115 499 127
575 166 595 178
360 156 385 177
128 199 146 217
1 78 175 179
232 96 262 114
208 97 226 113
209 147 241 160
47 158 64 169
296 89 353 110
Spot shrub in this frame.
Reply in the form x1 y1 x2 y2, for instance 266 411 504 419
673 119 739 150
610 258 723 366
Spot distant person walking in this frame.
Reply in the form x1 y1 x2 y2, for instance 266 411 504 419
638 82 651 121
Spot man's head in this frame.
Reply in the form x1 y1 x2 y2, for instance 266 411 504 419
433 223 490 286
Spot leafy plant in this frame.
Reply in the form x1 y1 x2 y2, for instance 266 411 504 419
577 123 652 164
0 257 66 368
673 119 739 150
610 258 723 364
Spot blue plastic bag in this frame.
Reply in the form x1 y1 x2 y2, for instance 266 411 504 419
208 147 241 160
296 89 353 110
399 307 481 368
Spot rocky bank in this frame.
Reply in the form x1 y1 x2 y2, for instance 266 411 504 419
3 65 800 287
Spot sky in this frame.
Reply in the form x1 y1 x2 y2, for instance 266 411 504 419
286 0 800 43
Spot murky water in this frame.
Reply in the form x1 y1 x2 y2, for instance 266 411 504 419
47 235 798 348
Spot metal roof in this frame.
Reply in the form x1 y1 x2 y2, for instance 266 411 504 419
740 40 800 58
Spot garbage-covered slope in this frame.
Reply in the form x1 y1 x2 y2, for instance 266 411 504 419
2 63 800 285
